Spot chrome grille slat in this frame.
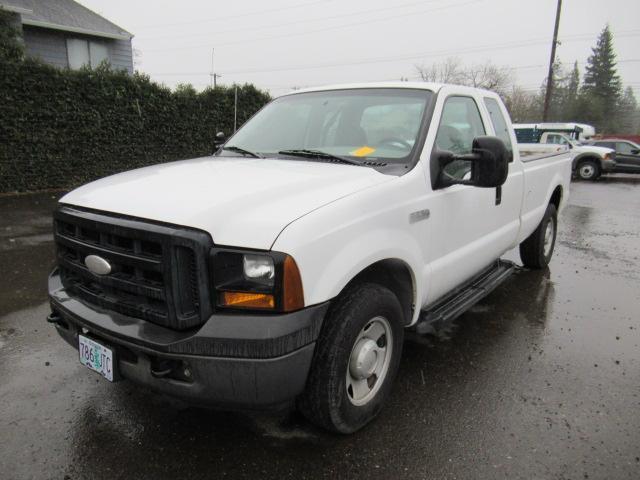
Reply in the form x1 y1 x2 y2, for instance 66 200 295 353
56 233 163 271
58 254 165 300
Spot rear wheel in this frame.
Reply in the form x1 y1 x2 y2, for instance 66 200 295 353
519 203 557 269
298 283 404 433
576 159 600 181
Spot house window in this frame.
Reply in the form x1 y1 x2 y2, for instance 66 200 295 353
67 38 109 69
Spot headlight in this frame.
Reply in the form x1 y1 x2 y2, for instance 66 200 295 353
243 254 275 284
210 249 304 312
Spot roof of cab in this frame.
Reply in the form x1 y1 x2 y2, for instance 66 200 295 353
280 82 443 96
278 81 499 98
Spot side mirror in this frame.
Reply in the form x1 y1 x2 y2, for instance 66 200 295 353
213 131 226 152
631 149 639 155
434 136 509 189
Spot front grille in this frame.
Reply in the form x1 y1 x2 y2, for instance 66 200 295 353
54 206 213 330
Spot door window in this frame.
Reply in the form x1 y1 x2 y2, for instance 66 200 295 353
435 96 486 179
616 142 635 155
483 97 513 161
546 134 568 145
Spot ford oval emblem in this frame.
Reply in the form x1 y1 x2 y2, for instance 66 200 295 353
84 255 112 275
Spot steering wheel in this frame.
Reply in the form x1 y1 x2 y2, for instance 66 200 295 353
376 137 412 150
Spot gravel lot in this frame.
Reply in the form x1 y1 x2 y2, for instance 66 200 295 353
1 176 639 480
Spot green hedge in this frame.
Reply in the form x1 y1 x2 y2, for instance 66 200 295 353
0 59 271 193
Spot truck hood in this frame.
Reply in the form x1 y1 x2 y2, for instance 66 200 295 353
60 156 393 249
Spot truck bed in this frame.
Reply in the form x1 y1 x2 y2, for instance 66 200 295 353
519 143 569 163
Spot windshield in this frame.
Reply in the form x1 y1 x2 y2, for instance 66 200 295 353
224 88 433 163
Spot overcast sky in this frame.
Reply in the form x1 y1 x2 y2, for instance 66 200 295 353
78 0 640 97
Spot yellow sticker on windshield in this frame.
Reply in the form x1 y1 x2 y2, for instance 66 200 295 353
351 146 376 157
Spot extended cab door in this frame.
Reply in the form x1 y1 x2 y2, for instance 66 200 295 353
422 88 523 304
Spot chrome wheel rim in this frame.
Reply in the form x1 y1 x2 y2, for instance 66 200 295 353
579 164 595 179
543 217 555 258
346 316 393 406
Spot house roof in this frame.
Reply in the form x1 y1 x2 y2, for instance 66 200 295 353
0 0 132 40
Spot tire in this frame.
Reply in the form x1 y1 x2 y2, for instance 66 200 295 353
298 283 404 434
519 203 558 269
576 159 600 181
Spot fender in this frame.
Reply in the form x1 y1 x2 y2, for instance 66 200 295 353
571 151 604 171
272 171 429 326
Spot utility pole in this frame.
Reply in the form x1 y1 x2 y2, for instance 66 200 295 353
234 85 238 132
210 48 221 88
542 0 562 121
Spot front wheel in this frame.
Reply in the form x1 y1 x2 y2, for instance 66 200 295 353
298 283 404 433
576 159 600 181
519 203 557 269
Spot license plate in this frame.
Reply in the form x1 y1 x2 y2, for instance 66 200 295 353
78 335 115 382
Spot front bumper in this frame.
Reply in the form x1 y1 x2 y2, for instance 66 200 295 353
48 270 328 408
601 158 617 172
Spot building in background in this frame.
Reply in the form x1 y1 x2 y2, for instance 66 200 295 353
1 0 133 73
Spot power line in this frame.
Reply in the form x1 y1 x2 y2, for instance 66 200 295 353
131 0 335 30
140 0 485 52
143 33 640 78
136 0 446 41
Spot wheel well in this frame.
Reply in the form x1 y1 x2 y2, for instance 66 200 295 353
343 259 415 325
549 185 562 210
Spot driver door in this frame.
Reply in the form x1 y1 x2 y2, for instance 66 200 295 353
422 89 522 304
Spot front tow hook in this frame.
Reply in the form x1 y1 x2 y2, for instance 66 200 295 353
47 312 62 324
47 311 68 329
150 359 180 378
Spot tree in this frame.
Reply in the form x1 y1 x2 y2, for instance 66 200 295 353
618 87 639 134
0 7 24 61
563 61 580 119
461 63 512 97
581 25 622 132
416 57 465 84
540 60 582 122
415 57 513 96
503 86 541 123
539 59 566 121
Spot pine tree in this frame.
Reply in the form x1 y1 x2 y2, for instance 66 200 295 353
564 62 580 119
582 25 622 132
618 87 639 134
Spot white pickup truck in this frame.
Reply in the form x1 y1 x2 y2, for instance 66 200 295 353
48 83 571 433
515 128 616 181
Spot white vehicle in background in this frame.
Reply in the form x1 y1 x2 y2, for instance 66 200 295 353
515 128 616 181
48 83 572 433
514 122 596 142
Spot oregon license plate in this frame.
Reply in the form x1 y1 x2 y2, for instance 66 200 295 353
78 335 115 382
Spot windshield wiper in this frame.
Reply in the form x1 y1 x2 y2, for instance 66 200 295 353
278 149 361 166
221 145 263 158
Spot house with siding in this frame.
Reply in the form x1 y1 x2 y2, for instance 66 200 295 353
1 0 133 73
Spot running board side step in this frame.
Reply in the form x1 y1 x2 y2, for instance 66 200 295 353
415 260 517 335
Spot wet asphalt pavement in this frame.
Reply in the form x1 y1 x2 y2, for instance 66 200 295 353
1 177 639 480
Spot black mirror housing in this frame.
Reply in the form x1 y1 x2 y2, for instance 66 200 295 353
469 136 509 188
213 131 226 153
433 136 509 189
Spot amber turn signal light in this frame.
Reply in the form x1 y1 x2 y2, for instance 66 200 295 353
282 255 304 312
221 291 275 309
